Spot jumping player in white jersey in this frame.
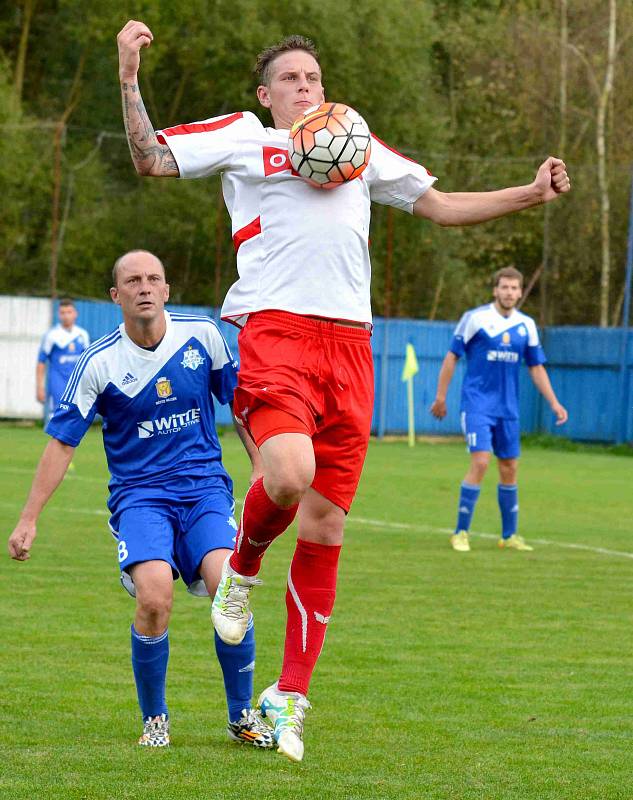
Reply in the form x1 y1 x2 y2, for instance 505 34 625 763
431 267 568 552
7 250 273 750
37 298 90 426
116 21 571 761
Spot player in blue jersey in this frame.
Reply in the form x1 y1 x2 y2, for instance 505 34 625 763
37 299 90 426
431 267 568 552
8 250 273 749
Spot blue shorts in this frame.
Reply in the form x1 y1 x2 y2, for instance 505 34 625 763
109 487 237 594
460 412 520 459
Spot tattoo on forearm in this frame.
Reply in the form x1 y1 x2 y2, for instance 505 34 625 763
121 82 179 176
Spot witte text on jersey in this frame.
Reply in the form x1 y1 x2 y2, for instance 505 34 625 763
137 407 201 438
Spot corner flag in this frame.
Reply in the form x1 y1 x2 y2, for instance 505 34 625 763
401 343 419 382
401 344 419 447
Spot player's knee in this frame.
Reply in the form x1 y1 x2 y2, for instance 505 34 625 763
260 436 316 505
265 469 313 507
300 517 344 546
499 461 517 483
136 590 173 630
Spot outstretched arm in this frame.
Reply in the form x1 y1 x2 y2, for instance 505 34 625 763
7 438 75 561
117 20 179 177
430 351 459 419
529 364 568 425
414 157 571 226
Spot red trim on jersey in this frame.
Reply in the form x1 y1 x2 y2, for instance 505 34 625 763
371 133 434 176
156 113 244 143
233 216 261 253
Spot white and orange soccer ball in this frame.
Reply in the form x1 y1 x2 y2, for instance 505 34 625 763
288 102 371 189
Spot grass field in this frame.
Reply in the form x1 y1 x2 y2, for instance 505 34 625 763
1 425 632 800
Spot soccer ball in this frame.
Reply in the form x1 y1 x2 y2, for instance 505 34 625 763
288 102 372 189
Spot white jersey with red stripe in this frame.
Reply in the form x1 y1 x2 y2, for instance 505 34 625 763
157 111 436 326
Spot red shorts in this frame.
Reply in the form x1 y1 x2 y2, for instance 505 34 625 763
233 311 374 512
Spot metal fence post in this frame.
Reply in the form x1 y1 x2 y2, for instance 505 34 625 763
377 318 390 439
617 169 633 444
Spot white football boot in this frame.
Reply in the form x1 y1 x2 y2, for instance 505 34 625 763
211 555 262 645
258 682 311 762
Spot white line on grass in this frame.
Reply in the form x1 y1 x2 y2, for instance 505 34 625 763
348 515 633 561
1 498 631 562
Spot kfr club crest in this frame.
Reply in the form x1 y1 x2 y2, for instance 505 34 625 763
181 345 205 371
155 376 172 398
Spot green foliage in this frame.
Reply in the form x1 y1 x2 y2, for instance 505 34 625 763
0 1 632 321
0 56 53 294
425 0 633 324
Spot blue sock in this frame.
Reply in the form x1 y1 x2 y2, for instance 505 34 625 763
498 484 518 539
131 625 169 720
214 615 255 722
455 482 481 532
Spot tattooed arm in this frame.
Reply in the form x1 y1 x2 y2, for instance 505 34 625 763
120 80 179 177
117 20 179 177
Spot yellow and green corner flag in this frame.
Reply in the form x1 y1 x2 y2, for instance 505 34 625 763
401 343 419 447
401 343 420 382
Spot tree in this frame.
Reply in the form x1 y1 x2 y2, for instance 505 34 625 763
568 0 618 327
1 0 633 323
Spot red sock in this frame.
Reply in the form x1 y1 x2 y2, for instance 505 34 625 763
278 538 341 696
229 478 298 577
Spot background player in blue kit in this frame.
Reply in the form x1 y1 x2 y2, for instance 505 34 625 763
8 250 273 749
37 298 90 426
430 267 568 553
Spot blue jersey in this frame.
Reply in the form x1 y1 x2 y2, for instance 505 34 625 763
38 324 90 404
47 311 238 520
450 304 546 419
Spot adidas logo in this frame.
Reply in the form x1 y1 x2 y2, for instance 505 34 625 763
122 372 138 386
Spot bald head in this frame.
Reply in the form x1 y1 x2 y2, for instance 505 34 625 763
109 249 170 334
112 250 165 286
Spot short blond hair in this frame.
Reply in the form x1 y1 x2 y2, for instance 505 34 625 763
255 35 320 86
